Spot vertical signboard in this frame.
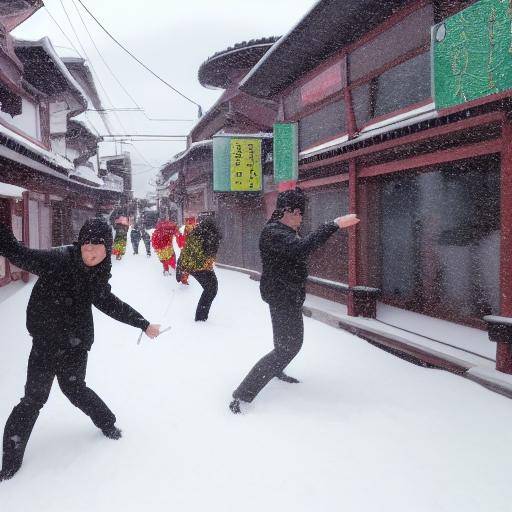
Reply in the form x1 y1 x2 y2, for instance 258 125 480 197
230 138 262 191
273 123 298 184
213 135 262 192
433 0 512 110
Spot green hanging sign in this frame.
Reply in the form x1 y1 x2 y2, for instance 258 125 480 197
273 123 298 183
213 135 262 192
433 0 512 110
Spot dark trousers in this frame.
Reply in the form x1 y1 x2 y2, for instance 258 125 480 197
2 345 115 471
191 270 218 321
131 236 141 254
233 303 304 403
141 233 151 255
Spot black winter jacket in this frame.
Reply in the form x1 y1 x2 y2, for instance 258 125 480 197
0 225 149 351
259 221 339 306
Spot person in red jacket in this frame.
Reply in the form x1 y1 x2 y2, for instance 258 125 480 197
151 219 178 275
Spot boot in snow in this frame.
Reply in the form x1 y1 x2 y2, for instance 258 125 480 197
229 399 241 414
277 372 300 384
1 435 25 482
102 425 122 440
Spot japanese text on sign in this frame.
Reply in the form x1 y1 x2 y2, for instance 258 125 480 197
229 138 262 191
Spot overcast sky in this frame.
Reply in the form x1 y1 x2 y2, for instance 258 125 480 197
13 0 317 197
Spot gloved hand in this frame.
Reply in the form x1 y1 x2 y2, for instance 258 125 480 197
0 223 18 256
334 214 360 229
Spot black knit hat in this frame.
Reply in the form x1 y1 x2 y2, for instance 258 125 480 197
78 218 113 253
276 187 306 214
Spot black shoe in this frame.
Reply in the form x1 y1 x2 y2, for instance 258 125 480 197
277 372 300 384
229 399 241 414
0 459 22 482
102 426 122 440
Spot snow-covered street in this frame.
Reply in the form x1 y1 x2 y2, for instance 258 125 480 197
1 251 512 511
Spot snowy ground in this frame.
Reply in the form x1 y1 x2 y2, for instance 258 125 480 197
1 250 512 511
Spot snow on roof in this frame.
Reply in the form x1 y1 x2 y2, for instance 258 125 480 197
0 122 74 171
14 37 88 109
300 103 438 161
160 139 213 170
70 165 104 187
0 183 26 198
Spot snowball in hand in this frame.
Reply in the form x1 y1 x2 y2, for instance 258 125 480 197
334 214 360 229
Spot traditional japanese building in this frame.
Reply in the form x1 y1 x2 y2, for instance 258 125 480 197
158 37 278 269
236 0 512 365
0 5 122 287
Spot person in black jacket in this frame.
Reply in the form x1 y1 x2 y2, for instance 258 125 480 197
229 188 359 414
0 218 160 481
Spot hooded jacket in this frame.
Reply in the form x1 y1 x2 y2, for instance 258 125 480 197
259 220 338 306
0 224 149 351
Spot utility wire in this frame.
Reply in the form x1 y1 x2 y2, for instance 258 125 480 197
76 0 203 117
44 6 83 59
71 0 140 110
59 0 122 136
70 0 153 165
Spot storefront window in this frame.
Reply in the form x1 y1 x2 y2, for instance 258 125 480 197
302 185 349 283
348 4 433 82
377 155 500 321
298 100 346 151
352 52 431 127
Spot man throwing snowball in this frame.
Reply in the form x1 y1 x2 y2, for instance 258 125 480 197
0 218 160 481
230 188 359 414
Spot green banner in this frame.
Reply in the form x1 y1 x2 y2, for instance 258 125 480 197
213 136 262 192
433 0 512 110
273 123 298 183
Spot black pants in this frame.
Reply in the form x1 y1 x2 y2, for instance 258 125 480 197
2 345 115 471
233 303 304 403
131 236 141 254
191 270 218 321
141 233 151 255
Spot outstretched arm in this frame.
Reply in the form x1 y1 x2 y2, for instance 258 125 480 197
0 223 65 276
264 222 339 260
92 281 159 337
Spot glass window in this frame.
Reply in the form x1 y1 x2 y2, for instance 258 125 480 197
351 52 431 128
302 186 349 283
373 51 431 118
298 100 346 151
377 155 500 321
349 4 433 82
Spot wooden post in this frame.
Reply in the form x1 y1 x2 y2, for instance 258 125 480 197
348 159 358 315
497 116 512 373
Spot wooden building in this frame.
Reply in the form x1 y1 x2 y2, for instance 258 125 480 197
0 6 122 287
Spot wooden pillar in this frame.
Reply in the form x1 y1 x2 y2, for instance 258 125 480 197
497 116 512 372
348 159 358 316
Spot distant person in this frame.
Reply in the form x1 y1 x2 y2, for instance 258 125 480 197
177 216 222 321
229 188 359 414
175 217 197 285
130 220 151 257
112 216 129 261
0 218 160 481
151 219 178 275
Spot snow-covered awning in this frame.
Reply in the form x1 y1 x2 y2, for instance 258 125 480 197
70 165 104 187
0 183 26 198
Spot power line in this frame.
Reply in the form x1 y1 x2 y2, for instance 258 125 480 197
44 6 83 59
59 0 122 136
65 2 196 125
71 0 140 110
76 0 203 117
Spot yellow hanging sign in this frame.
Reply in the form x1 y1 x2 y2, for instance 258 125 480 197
229 138 262 192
